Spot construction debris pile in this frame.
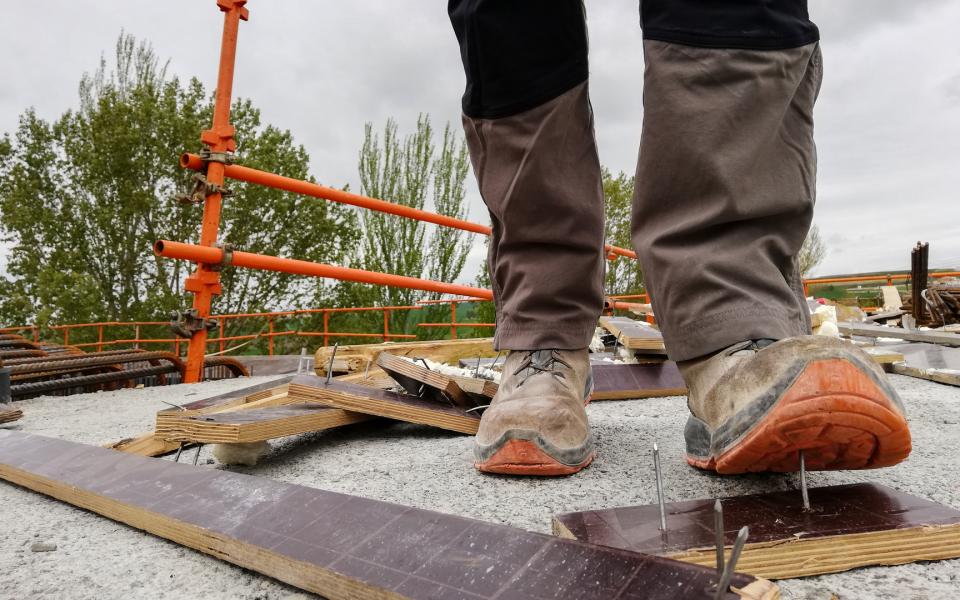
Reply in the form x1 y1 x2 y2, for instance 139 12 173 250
0 332 248 400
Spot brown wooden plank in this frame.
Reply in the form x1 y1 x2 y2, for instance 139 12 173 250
0 407 23 425
553 483 960 580
315 338 497 377
0 431 770 600
839 322 960 347
106 434 182 457
160 404 374 444
599 317 667 353
590 363 687 401
290 375 481 435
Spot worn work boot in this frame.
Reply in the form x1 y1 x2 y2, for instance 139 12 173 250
680 336 912 474
474 349 594 476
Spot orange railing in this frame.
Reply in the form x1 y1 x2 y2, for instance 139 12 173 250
11 299 496 357
802 272 960 296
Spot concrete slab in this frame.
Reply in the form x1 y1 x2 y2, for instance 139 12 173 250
1 374 958 599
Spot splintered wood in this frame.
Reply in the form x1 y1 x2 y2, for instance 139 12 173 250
0 407 23 425
553 483 960 580
599 317 667 354
290 376 481 435
376 352 495 409
315 338 497 377
0 431 773 600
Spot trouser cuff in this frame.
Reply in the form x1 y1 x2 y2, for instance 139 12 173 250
494 320 596 351
664 305 809 363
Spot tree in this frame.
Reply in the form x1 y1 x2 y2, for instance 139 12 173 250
0 33 358 332
798 223 827 276
602 168 644 296
337 115 474 338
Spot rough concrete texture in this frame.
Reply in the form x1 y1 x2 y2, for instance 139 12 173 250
1 373 959 599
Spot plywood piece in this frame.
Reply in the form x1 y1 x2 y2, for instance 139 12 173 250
0 407 23 425
839 322 960 347
377 352 495 410
106 434 182 457
315 338 497 377
859 346 905 365
553 483 960 580
290 375 481 435
0 431 770 600
881 285 904 311
599 317 667 354
159 404 374 444
590 363 687 400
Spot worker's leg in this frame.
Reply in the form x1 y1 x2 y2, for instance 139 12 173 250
632 4 911 473
449 0 601 475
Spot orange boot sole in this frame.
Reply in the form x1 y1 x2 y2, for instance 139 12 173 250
476 439 595 476
688 358 912 474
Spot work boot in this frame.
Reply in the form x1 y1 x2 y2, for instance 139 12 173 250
474 349 594 476
680 336 912 474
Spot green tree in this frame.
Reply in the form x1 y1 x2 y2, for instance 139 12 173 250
337 115 474 339
0 33 358 335
798 223 827 276
602 168 644 296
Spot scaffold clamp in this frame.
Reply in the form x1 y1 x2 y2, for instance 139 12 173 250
169 309 218 339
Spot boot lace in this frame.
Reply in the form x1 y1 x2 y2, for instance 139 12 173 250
513 350 570 387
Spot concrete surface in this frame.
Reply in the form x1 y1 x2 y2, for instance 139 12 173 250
1 373 958 599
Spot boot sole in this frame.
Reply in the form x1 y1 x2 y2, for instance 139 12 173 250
687 358 911 474
476 439 595 476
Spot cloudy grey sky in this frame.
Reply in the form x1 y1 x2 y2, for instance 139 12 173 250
1 1 958 282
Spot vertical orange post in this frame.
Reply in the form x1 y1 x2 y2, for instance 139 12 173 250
218 318 226 354
97 325 104 353
267 316 275 356
323 311 330 348
182 0 249 383
383 309 390 342
450 303 458 340
32 326 39 343
134 325 141 350
63 328 69 346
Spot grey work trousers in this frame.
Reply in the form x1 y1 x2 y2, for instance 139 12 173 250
462 42 822 361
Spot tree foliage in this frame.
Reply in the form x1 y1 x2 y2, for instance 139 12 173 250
602 168 644 296
0 33 357 328
337 115 474 337
798 223 827 276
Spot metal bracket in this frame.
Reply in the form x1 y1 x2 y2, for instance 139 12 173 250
209 242 235 272
198 147 236 165
174 173 234 205
169 309 218 339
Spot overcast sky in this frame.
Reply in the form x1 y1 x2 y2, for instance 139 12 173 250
2 1 958 282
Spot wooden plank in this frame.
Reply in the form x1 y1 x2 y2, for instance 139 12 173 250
0 431 772 600
591 363 686 401
290 376 481 435
0 407 23 425
106 434 182 457
881 285 903 311
377 352 495 409
838 322 960 347
315 338 497 377
553 483 960 580
599 317 667 354
159 404 374 444
859 346 905 365
882 343 960 386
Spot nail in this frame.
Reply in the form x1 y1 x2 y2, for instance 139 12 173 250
653 442 667 531
800 450 811 511
714 499 725 577
714 526 749 600
325 342 339 385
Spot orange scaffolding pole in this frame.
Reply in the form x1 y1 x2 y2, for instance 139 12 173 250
179 153 638 260
179 0 249 383
155 240 494 301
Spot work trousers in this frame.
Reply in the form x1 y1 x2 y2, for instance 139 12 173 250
449 1 821 361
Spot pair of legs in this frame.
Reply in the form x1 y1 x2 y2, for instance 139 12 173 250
448 1 911 476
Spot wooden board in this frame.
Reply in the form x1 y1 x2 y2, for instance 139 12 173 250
290 376 481 435
159 404 374 444
879 342 960 386
315 338 497 377
859 346 905 365
106 434 182 457
599 317 667 354
553 483 960 580
590 363 687 400
881 285 904 311
0 407 23 425
0 431 773 600
839 322 960 347
377 352 495 410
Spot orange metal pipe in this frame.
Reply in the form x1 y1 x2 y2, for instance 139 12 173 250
297 332 417 340
180 153 637 260
155 240 494 301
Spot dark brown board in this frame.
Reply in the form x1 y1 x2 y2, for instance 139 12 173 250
0 431 766 600
554 483 960 579
591 363 686 400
